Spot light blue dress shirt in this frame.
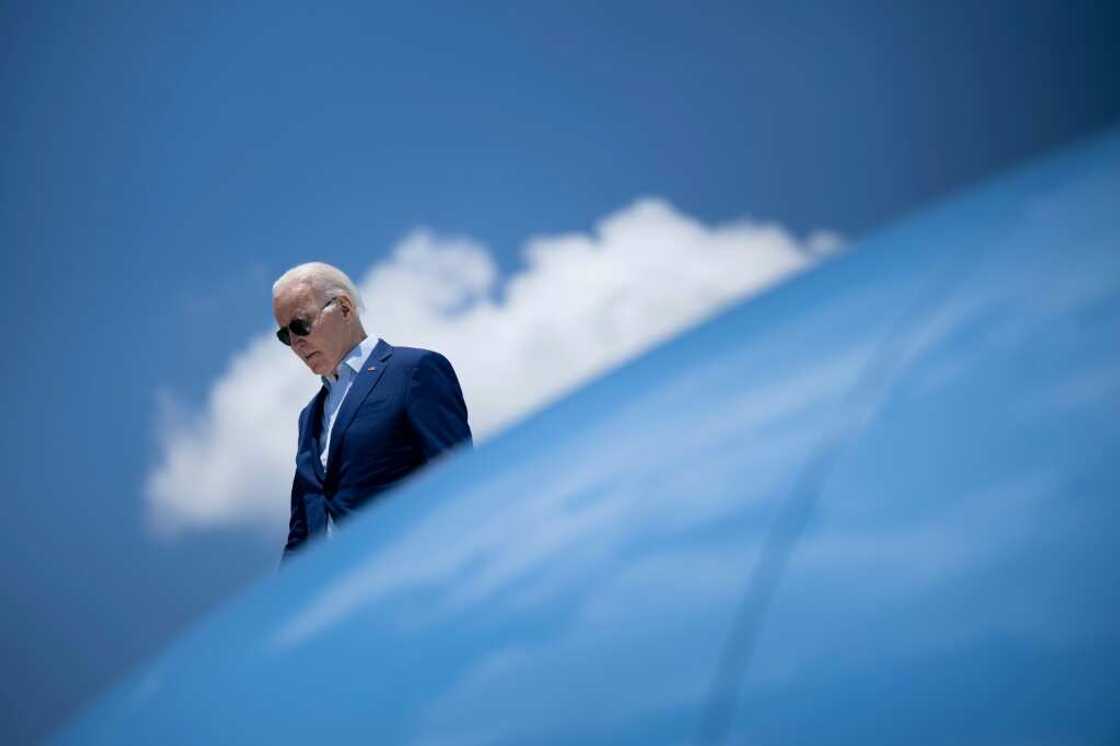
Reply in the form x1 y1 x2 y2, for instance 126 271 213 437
320 334 379 470
320 335 378 537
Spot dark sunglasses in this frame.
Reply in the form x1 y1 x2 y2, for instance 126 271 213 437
276 297 337 346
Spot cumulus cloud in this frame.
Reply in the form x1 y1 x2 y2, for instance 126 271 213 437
145 198 840 536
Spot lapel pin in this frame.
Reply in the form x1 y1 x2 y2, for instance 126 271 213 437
368 366 376 371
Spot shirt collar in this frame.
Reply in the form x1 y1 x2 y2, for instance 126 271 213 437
322 335 377 388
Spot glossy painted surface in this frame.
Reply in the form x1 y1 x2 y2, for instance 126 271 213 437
55 130 1120 744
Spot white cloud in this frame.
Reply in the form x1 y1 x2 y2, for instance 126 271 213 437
145 198 840 536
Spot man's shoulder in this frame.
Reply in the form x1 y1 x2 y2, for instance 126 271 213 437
386 344 452 371
298 385 325 418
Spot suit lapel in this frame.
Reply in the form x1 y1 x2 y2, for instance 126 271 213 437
325 338 394 477
307 386 329 483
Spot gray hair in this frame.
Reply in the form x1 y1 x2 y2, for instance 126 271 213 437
272 262 365 313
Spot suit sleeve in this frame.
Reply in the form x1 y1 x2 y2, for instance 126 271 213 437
405 351 473 461
280 410 310 566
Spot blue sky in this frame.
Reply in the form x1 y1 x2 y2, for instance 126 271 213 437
1 1 1118 741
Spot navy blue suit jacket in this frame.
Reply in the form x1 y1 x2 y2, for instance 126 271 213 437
282 338 471 562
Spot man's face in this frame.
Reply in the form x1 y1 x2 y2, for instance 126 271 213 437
273 282 350 377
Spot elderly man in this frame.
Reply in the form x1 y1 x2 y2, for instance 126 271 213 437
273 261 472 563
